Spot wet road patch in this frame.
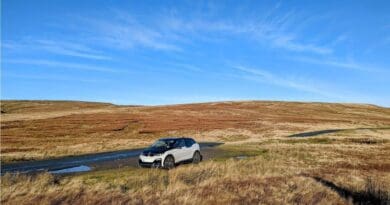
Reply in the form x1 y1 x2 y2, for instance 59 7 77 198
50 165 91 174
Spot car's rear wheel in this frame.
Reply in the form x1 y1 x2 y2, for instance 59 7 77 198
164 155 175 169
192 151 201 164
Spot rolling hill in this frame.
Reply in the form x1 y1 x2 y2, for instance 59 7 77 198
1 100 389 162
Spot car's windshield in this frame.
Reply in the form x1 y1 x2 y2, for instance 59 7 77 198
150 139 177 148
150 140 167 148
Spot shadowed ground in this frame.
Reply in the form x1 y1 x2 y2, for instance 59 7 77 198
308 176 390 205
288 127 390 138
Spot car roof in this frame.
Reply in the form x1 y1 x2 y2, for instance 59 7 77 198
159 137 194 141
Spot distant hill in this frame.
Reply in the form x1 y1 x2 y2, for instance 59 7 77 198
1 100 389 162
1 100 115 114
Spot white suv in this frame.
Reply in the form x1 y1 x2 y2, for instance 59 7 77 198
138 137 202 169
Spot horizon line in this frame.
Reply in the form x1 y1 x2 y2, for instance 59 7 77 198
0 98 387 108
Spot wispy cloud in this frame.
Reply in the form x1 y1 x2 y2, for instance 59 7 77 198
6 59 121 73
233 65 381 104
245 10 332 55
7 5 332 56
158 8 332 55
270 35 332 54
292 56 386 72
81 14 182 52
4 40 110 60
35 40 111 60
70 6 332 55
233 65 338 98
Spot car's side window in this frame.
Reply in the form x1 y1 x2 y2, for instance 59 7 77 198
185 139 194 147
174 139 185 148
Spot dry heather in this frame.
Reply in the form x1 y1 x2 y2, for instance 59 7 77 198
1 100 389 204
1 128 390 205
1 100 389 162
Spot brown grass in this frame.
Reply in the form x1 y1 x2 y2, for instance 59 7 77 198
2 128 390 204
1 100 390 204
1 100 389 162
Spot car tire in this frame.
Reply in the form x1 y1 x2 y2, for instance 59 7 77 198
164 155 175 169
192 151 201 164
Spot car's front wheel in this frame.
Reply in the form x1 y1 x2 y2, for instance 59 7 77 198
192 151 201 164
164 155 175 169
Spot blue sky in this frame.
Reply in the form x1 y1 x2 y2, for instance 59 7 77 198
2 0 390 106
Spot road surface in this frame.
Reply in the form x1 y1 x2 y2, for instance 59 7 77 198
1 142 223 174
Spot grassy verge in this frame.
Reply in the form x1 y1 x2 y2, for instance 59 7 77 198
2 128 390 204
212 145 269 161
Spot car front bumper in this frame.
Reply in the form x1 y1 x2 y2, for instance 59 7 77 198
139 155 163 168
138 159 162 168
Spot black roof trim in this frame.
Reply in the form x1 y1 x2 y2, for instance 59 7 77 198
158 136 194 140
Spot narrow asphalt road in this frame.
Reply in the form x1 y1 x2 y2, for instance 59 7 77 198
1 142 223 174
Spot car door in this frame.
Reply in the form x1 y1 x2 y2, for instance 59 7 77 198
171 139 186 162
183 139 195 160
